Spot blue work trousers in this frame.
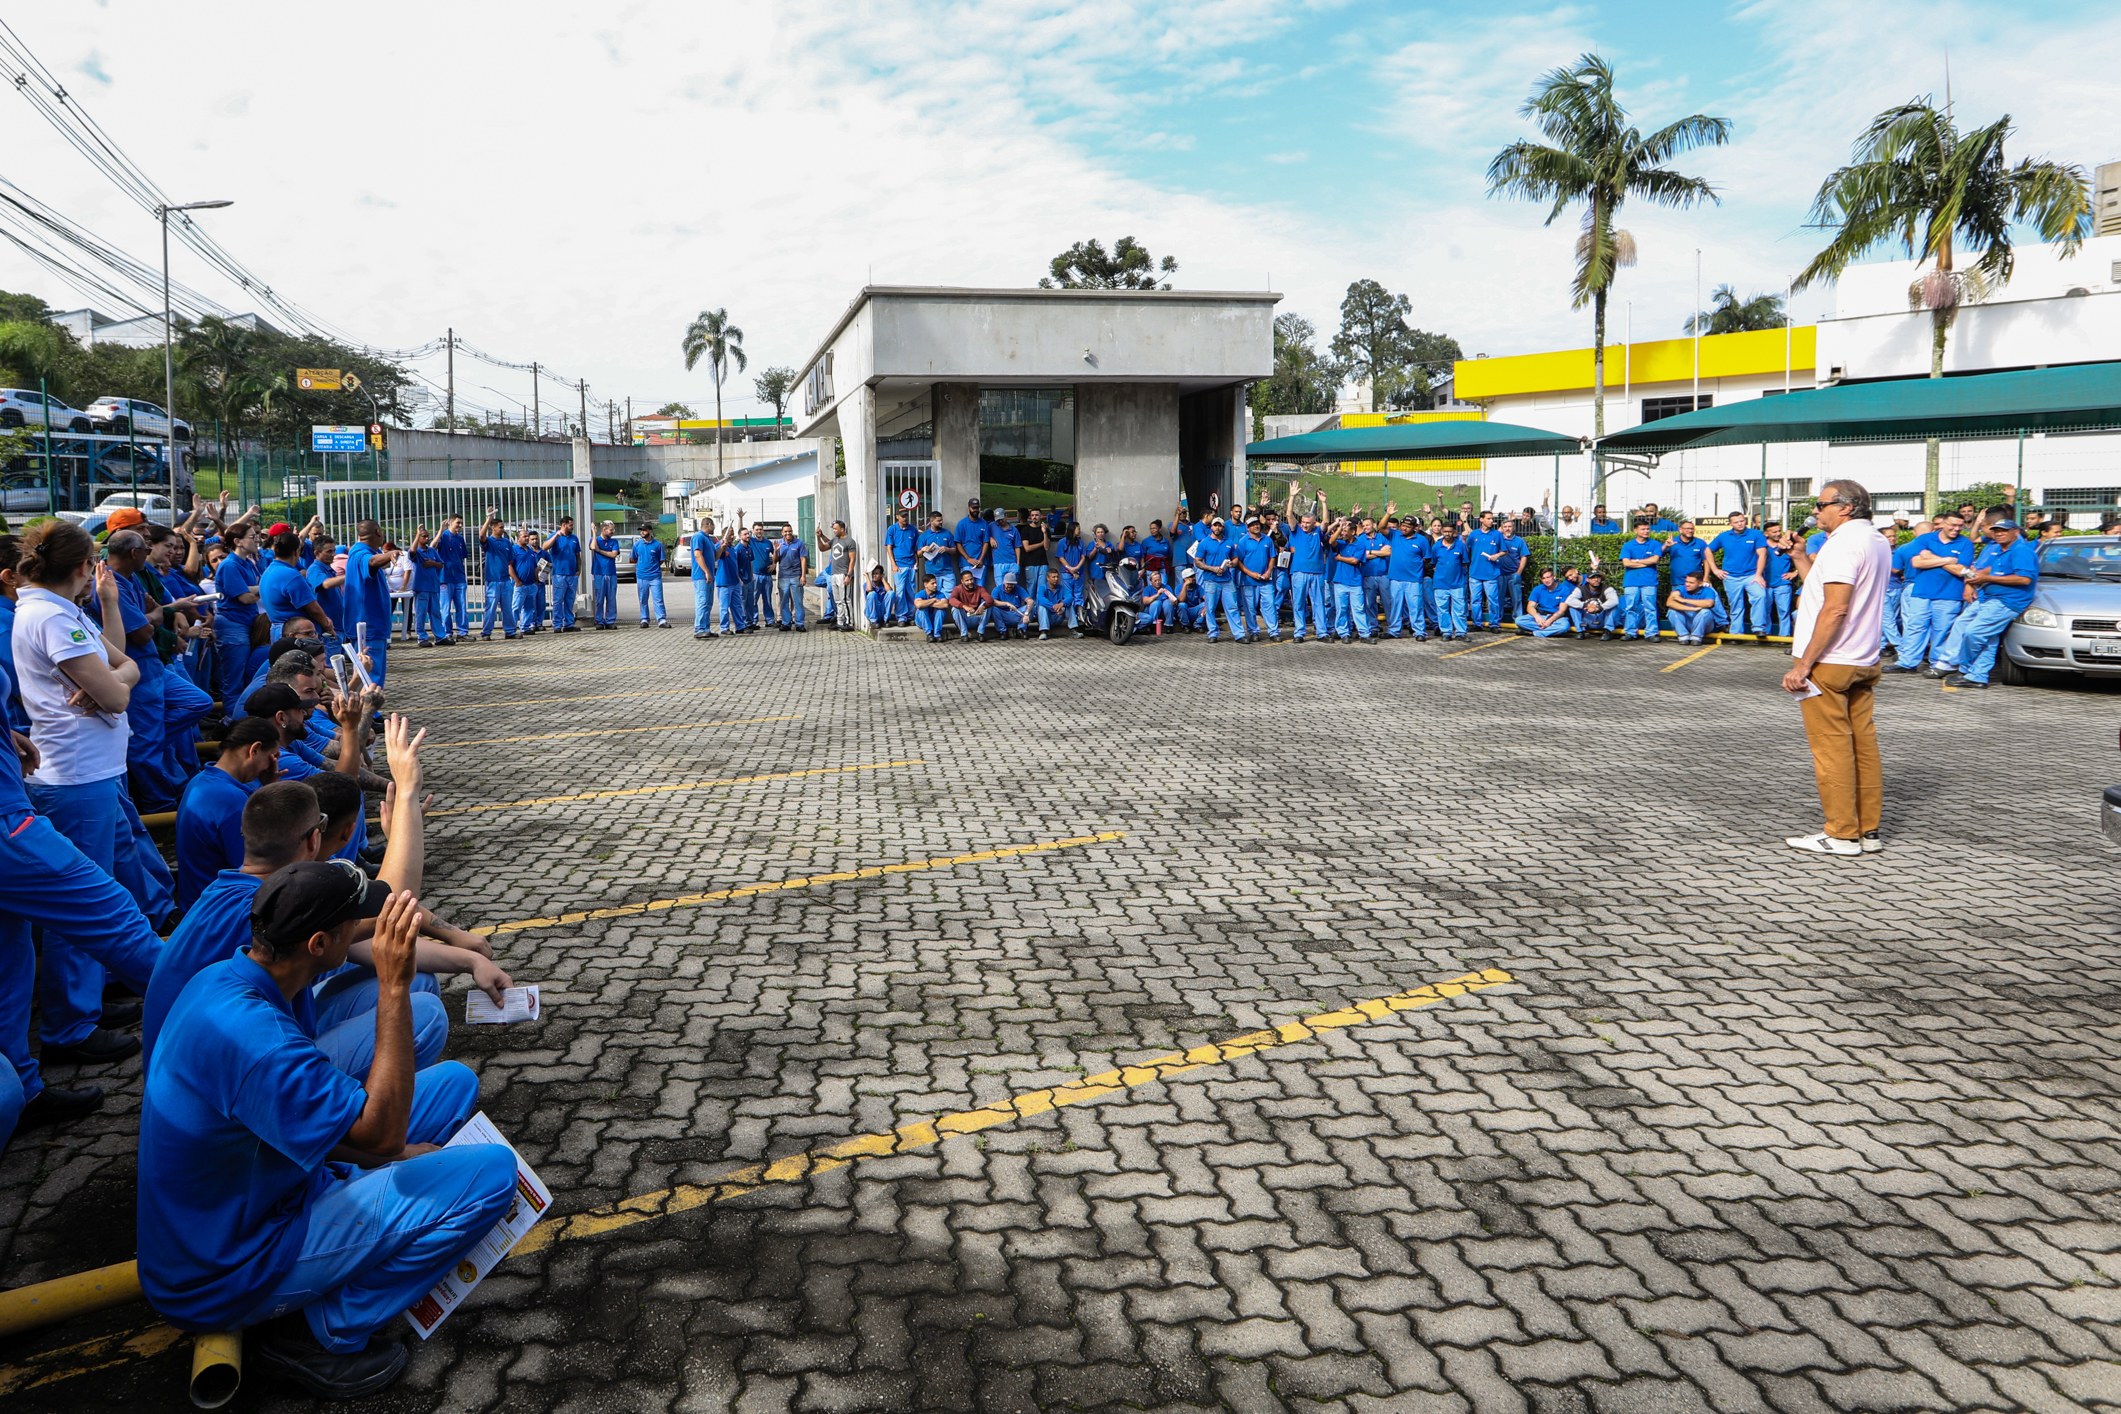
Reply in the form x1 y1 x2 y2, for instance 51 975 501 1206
412 592 442 643
1514 611 1572 637
753 576 775 624
442 583 469 638
312 970 449 1079
1385 580 1426 637
1469 578 1503 628
1899 596 1963 667
1362 575 1388 629
635 575 666 626
514 582 543 631
778 575 805 627
1621 585 1658 638
211 615 253 705
123 659 177 812
712 584 740 634
733 576 756 629
990 604 1025 634
15 778 165 1050
1431 586 1468 637
1202 581 1244 640
890 568 918 623
1769 582 1795 635
1722 575 1766 634
1332 582 1374 640
1670 607 1715 641
551 573 578 629
1501 574 1525 620
915 607 946 639
1140 599 1176 633
230 1063 515 1353
161 664 213 795
1289 571 1329 641
591 575 617 626
1239 579 1277 636
691 575 713 634
1035 600 1071 632
1935 598 2017 685
482 584 519 637
952 607 992 638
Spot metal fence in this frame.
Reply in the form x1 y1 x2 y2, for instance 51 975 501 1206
316 478 592 601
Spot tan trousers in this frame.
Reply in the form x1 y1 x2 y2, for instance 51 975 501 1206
1799 662 1883 840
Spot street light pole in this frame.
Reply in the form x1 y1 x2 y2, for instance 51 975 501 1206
157 199 232 510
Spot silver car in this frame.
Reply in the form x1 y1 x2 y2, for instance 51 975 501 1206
1999 536 2121 685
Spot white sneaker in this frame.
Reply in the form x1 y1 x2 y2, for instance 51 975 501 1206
1860 832 1883 853
1786 833 1862 856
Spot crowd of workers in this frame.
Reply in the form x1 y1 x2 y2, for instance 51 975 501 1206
1 495 534 1397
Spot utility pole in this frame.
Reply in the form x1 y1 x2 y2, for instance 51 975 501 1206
578 379 588 440
532 361 540 440
446 328 455 432
606 400 616 446
626 396 633 447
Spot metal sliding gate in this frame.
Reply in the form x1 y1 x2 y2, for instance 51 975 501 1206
317 479 592 605
876 460 938 570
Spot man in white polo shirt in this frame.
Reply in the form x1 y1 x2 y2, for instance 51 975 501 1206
1781 479 1892 856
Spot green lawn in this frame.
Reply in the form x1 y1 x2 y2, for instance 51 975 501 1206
979 482 1074 511
1247 474 1487 521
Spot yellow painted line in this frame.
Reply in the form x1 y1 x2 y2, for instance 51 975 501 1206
411 686 723 713
430 716 799 749
0 1321 184 1397
429 759 924 817
512 968 1514 1255
1439 634 1524 659
473 831 1126 938
1661 643 1719 672
1941 678 1958 693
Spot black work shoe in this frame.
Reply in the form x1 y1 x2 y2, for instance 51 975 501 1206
251 1313 409 1400
15 1083 104 1129
99 1000 143 1030
1947 674 1988 689
40 1027 141 1065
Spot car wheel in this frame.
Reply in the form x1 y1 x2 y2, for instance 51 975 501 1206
69 419 92 433
1991 650 2026 687
174 427 191 442
108 416 130 436
0 410 21 429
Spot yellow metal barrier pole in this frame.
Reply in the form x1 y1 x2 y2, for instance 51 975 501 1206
0 1260 142 1337
188 1331 242 1409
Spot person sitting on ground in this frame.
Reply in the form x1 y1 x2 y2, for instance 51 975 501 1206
990 572 1030 639
175 716 282 907
911 575 951 643
1034 568 1071 640
1565 573 1620 638
137 867 519 1400
1138 569 1179 634
861 565 889 630
948 570 996 641
1666 572 1719 644
1514 569 1574 637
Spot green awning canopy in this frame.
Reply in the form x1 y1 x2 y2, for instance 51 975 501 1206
1597 363 2121 455
1248 420 1582 463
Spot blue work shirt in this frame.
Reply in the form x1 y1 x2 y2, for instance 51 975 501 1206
917 528 958 578
712 541 741 587
1054 537 1084 576
547 533 581 576
214 552 261 625
1805 530 1828 555
1590 518 1622 534
0 599 27 732
434 530 469 584
1646 518 1678 534
732 539 756 581
1974 538 2039 612
884 522 920 572
1465 528 1505 580
592 535 619 578
142 869 262 1062
1529 582 1570 614
775 538 808 576
258 560 316 632
1908 531 1978 600
303 560 343 630
955 515 991 569
1035 578 1069 609
1328 536 1367 587
1663 535 1710 581
991 523 1023 568
632 537 665 576
1285 526 1327 576
174 769 255 908
1084 542 1114 581
1171 523 1199 566
994 581 1028 608
1496 535 1528 576
86 569 155 668
1353 532 1389 578
1430 538 1471 590
343 544 394 631
1193 535 1235 582
508 543 545 586
688 531 716 579
1234 532 1276 579
1133 534 1169 572
480 534 514 579
1710 529 1766 579
1386 530 1430 582
1620 537 1663 588
1766 546 1795 585
410 546 443 595
138 950 366 1332
748 537 774 577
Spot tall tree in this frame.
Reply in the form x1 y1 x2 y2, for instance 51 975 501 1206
1793 100 2090 515
1039 237 1177 290
1252 314 1342 433
1386 328 1466 411
1684 285 1786 335
1486 52 1730 455
654 401 694 418
681 309 746 482
0 320 72 398
753 366 797 437
1331 281 1410 413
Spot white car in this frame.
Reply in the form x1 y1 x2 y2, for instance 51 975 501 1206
2 473 52 515
91 490 177 525
0 388 94 432
85 396 192 441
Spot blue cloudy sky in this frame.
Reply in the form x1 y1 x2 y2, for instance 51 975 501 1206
3 1 2115 420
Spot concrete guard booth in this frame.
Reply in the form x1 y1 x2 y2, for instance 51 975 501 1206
790 286 1276 626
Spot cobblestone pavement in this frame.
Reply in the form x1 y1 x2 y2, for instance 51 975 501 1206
6 588 2121 1413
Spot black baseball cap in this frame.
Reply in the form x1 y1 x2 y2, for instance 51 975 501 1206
252 860 390 947
245 683 305 718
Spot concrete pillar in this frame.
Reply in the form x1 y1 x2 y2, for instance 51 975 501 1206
933 382 981 522
839 384 878 628
1076 383 1180 536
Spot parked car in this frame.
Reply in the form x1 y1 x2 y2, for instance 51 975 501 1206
91 489 176 525
85 396 192 441
53 509 112 537
1999 536 2121 686
1 473 52 515
0 388 94 432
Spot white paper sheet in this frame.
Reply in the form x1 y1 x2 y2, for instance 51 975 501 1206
464 984 541 1025
404 1112 551 1339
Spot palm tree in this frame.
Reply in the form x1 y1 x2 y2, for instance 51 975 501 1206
681 309 746 483
1794 100 2090 515
1684 285 1786 335
1486 54 1730 464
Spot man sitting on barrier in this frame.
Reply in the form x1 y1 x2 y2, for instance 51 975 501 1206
990 572 1030 639
948 570 997 641
174 716 282 907
1514 569 1574 637
1565 574 1620 639
1667 572 1720 645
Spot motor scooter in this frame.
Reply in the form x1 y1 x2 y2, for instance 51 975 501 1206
1079 556 1142 644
